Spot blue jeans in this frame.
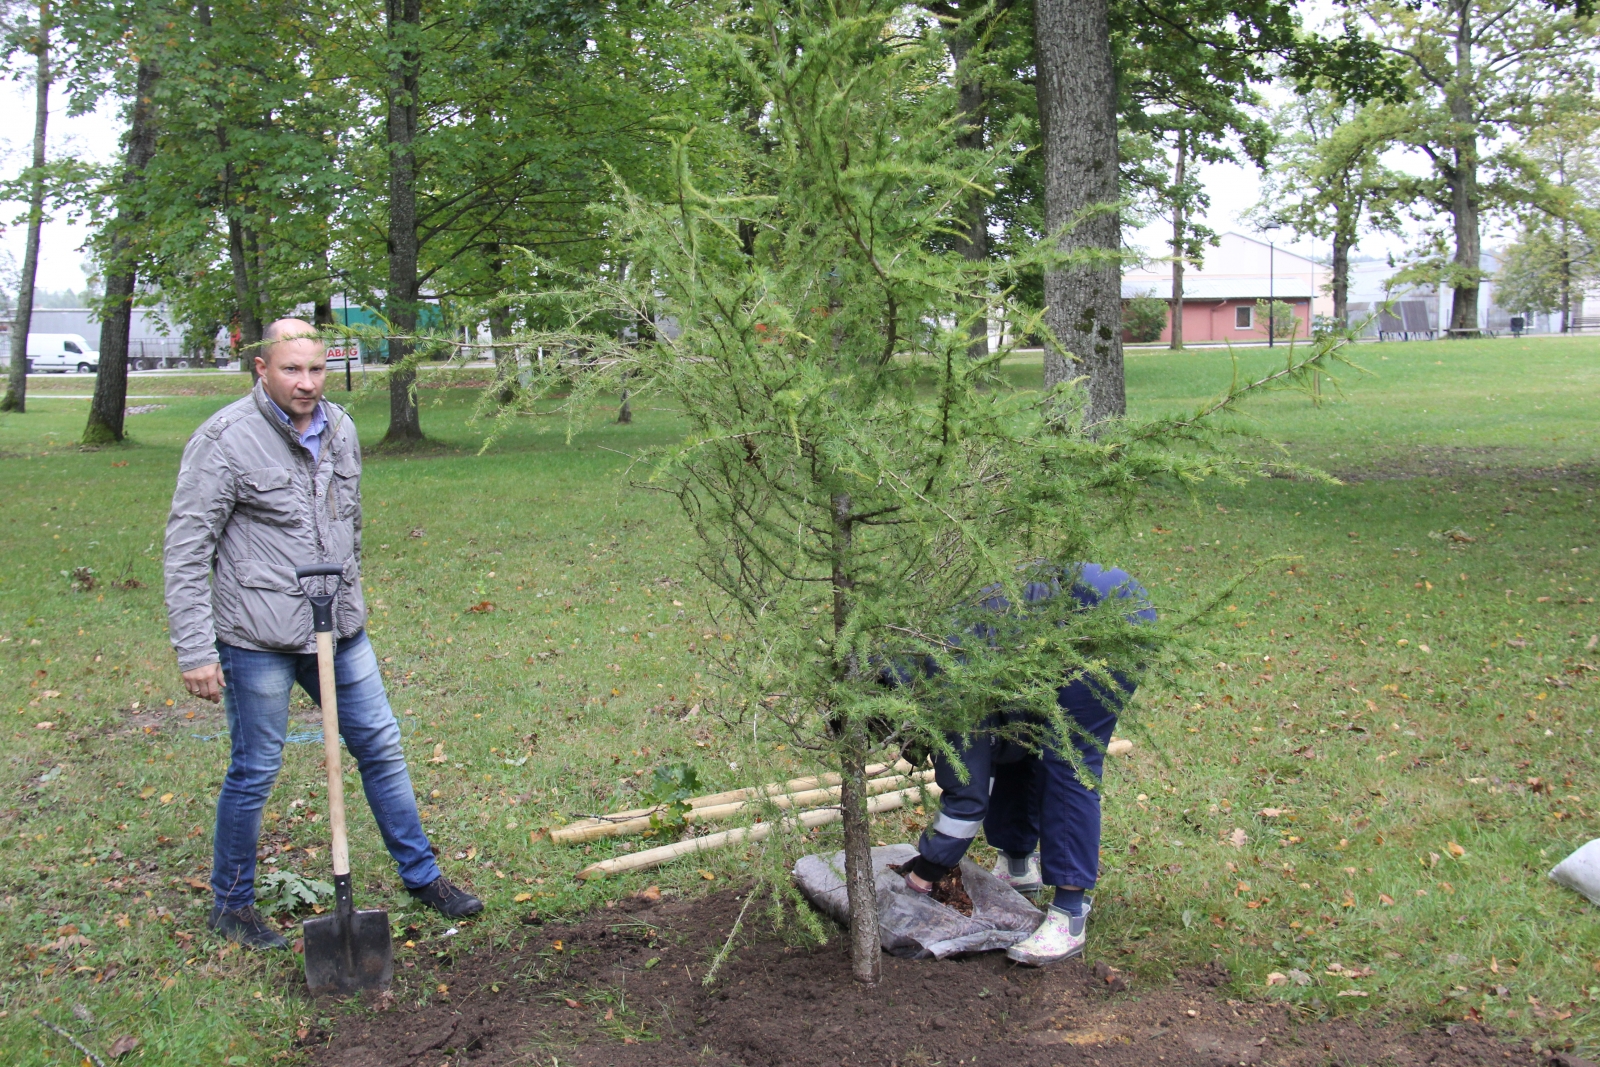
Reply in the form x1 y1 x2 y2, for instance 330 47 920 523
918 700 1119 890
212 631 440 909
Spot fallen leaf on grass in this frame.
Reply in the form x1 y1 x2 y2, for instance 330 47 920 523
1337 989 1369 997
467 601 495 614
1260 808 1283 817
1379 894 1395 906
1286 969 1312 986
109 1035 140 1058
428 744 446 764
1227 828 1248 848
699 869 716 880
634 885 662 903
564 998 581 1009
40 689 60 698
1266 972 1289 987
35 721 54 730
1446 841 1465 857
159 793 174 804
513 893 532 903
183 878 207 891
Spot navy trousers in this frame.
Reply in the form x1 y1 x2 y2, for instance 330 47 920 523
917 699 1118 890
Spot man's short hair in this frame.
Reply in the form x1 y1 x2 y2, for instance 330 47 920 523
260 319 325 364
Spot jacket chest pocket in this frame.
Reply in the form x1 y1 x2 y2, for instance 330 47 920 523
331 454 360 519
238 466 302 527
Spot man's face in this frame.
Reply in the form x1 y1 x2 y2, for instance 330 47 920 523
256 338 327 421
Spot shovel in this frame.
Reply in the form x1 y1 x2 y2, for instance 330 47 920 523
295 563 393 995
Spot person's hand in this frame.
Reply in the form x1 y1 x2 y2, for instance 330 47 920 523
182 663 226 703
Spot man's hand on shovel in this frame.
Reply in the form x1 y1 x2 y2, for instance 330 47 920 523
182 663 226 703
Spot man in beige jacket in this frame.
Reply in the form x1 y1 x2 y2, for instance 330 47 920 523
165 319 480 949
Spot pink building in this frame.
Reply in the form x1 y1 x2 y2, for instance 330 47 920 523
1121 232 1323 344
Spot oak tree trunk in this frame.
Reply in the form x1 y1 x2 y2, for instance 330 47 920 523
1330 221 1352 327
2 0 50 414
224 205 262 376
1034 0 1124 424
1445 1 1480 335
84 57 159 445
382 0 424 445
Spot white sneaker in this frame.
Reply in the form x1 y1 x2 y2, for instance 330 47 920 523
1006 902 1089 966
992 852 1042 895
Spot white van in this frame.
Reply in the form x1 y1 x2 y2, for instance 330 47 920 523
27 333 99 374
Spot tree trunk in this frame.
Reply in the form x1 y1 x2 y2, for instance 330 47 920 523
489 301 515 403
831 490 880 985
224 205 262 375
1445 1 1480 335
1559 216 1572 334
1168 131 1186 351
84 57 159 445
1331 214 1353 327
382 0 424 445
1033 0 1124 424
2 0 50 414
945 25 989 360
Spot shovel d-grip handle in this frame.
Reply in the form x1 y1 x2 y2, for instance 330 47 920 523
294 563 344 634
296 563 350 880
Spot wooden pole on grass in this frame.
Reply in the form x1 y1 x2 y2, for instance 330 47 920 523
575 781 942 881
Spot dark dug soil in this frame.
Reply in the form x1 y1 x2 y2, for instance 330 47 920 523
316 889 1548 1067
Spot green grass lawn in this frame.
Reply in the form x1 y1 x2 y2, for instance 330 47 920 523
2 334 1598 1063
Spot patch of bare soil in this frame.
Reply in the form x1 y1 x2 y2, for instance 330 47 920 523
1327 448 1600 486
313 889 1549 1067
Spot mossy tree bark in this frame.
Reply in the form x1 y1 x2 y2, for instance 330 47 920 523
1034 0 1125 424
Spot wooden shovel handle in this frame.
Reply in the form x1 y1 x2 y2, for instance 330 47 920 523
317 630 350 879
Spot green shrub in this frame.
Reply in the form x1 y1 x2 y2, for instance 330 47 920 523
1124 292 1169 343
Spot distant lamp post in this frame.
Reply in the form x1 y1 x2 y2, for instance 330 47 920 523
1268 240 1276 349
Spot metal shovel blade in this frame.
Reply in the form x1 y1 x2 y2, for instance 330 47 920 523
303 904 393 995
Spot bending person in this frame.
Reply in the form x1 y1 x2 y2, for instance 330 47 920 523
902 563 1154 966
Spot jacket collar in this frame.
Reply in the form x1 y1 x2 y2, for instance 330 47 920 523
251 381 345 462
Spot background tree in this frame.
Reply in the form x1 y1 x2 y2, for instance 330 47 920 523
1251 93 1407 326
1033 0 1124 424
1499 93 1600 331
1030 0 1397 421
1352 0 1597 334
82 53 159 446
1 0 51 413
131 0 352 377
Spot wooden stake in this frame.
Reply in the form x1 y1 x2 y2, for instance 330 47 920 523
575 782 942 881
552 769 933 844
551 760 912 842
